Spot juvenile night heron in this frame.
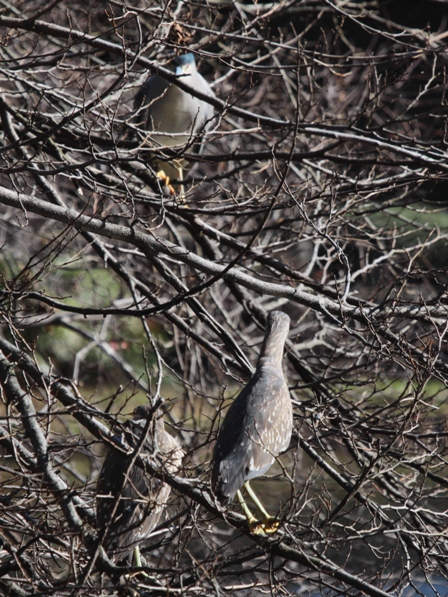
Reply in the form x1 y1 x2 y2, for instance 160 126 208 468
211 311 292 534
134 53 215 194
96 404 183 566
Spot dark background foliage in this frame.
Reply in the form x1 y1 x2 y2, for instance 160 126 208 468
1 0 448 595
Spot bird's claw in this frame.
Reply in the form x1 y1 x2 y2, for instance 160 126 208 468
249 517 280 535
126 570 149 579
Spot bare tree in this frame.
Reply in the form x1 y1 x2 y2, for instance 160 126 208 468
1 1 448 595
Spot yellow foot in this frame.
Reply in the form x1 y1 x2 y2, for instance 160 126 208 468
127 570 149 579
156 169 175 195
249 517 280 535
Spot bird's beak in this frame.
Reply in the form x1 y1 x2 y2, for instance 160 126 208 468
176 63 192 77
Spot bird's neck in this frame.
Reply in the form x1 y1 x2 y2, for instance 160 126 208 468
257 328 288 370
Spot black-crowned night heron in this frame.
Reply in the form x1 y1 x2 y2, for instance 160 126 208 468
211 311 292 534
134 53 215 195
96 405 183 566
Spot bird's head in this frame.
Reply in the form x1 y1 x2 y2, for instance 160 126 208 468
173 53 196 77
132 402 168 434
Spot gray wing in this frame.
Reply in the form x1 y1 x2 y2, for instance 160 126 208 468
133 75 171 132
211 367 291 504
96 448 166 562
96 423 183 563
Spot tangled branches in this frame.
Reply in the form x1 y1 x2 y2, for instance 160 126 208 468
1 1 448 595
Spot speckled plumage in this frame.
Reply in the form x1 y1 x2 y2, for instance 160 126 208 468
211 311 292 504
96 405 183 563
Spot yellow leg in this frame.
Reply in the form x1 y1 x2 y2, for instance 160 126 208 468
237 489 259 531
134 545 142 568
237 489 257 523
244 482 280 535
244 482 272 521
176 164 185 202
156 169 175 195
131 545 149 578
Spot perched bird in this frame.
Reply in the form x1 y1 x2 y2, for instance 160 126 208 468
134 53 215 194
96 404 183 565
211 311 292 534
